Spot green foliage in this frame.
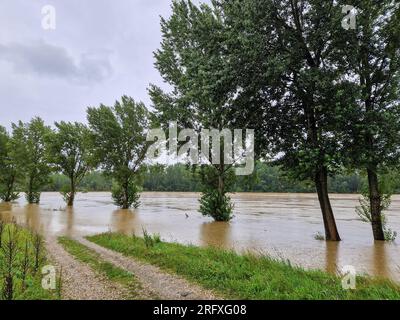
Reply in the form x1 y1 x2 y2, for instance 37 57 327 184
336 0 400 239
46 122 93 206
0 126 20 202
142 164 201 192
199 189 234 221
45 171 112 192
111 181 140 209
142 228 162 249
356 173 398 241
60 185 73 205
219 0 359 239
10 118 52 204
196 165 235 221
25 192 41 205
221 0 350 180
151 0 239 220
145 162 365 193
356 193 397 241
42 163 371 194
0 223 57 300
88 232 400 300
339 0 400 170
87 96 151 209
0 188 19 203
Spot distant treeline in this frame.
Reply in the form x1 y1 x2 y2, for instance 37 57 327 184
43 162 399 194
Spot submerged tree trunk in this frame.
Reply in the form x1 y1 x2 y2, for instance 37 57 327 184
27 175 34 204
4 174 16 202
67 192 75 207
122 183 129 210
218 167 224 197
367 167 385 241
67 177 75 207
314 167 341 241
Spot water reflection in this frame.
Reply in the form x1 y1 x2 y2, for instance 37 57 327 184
200 222 232 248
325 241 339 274
64 206 75 236
0 202 13 222
372 242 389 279
111 209 141 235
24 204 42 233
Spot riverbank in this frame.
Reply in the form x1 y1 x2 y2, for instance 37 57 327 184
88 232 400 300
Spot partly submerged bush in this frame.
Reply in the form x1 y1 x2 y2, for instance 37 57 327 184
0 186 19 202
111 181 140 209
199 189 234 222
25 191 41 204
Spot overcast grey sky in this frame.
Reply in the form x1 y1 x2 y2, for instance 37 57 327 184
0 0 181 129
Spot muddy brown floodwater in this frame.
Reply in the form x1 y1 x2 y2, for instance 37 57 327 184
0 192 399 282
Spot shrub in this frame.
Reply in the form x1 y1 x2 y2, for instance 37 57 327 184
111 181 140 209
199 190 234 222
0 187 19 202
25 191 41 204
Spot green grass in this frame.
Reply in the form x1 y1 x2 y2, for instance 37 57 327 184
88 232 400 300
0 223 57 300
58 237 144 299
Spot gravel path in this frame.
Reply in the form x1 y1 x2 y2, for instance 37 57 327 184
45 236 130 300
76 237 221 300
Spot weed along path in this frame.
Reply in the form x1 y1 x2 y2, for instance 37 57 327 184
45 236 130 300
75 237 220 300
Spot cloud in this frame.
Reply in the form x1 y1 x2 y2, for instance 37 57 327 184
0 40 112 84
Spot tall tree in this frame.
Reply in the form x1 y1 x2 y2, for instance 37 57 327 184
0 126 20 202
338 0 400 240
150 0 239 221
221 0 357 240
46 122 92 206
11 118 52 204
87 96 151 209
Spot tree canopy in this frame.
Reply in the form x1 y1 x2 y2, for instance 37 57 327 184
87 96 151 209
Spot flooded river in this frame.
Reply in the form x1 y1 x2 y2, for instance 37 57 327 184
0 192 399 282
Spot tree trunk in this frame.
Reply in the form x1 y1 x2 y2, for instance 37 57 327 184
27 175 34 204
4 174 15 202
314 167 341 241
367 168 385 241
67 192 75 206
123 183 129 209
218 171 224 197
67 178 75 207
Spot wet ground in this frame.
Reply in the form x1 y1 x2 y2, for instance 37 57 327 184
0 192 399 282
